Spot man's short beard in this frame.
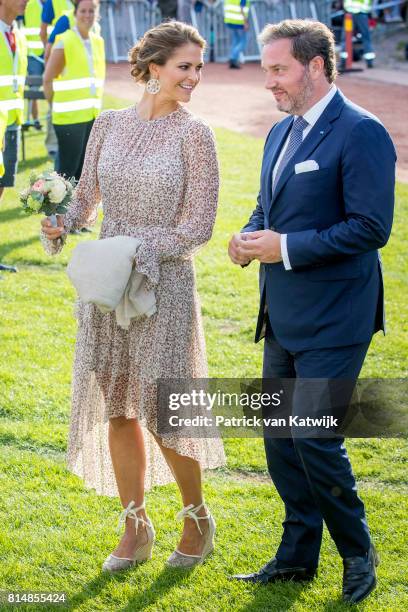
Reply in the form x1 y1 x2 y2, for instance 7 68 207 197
279 67 314 115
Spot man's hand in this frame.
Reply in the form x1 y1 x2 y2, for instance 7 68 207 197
238 230 282 263
228 233 252 266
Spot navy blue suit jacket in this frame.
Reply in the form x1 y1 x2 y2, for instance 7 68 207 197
242 90 396 351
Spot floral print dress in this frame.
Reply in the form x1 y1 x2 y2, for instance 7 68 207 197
41 105 226 495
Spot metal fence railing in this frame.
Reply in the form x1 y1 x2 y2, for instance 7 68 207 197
191 0 332 63
100 0 162 62
99 0 338 63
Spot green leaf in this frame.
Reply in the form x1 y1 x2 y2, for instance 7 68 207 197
31 192 44 203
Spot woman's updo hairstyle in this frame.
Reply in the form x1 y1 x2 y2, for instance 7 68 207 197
129 21 206 84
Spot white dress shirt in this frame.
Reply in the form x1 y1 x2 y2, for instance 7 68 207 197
278 86 338 270
0 18 14 35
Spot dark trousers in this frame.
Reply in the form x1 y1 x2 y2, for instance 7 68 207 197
228 26 248 62
263 318 371 569
0 127 20 188
53 120 94 182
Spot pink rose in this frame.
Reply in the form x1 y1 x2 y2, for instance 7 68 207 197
32 179 47 193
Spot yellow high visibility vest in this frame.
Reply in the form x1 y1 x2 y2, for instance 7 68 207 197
52 28 105 125
0 27 28 126
49 11 101 47
51 0 74 25
0 107 7 177
23 0 45 57
344 0 372 13
224 0 249 26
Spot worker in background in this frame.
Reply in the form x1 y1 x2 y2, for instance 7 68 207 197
0 0 29 273
224 0 250 69
340 0 376 69
43 0 104 183
41 0 74 159
45 1 100 62
22 0 46 130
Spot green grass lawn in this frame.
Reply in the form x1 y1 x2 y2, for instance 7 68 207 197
0 96 407 611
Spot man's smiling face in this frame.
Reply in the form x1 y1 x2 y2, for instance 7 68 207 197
262 38 314 115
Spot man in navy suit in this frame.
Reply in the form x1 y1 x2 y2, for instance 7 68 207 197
228 19 395 604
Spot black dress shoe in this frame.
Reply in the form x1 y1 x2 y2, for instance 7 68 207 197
342 544 379 604
231 557 317 584
0 263 18 273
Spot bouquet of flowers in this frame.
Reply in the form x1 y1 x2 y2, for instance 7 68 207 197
20 170 76 232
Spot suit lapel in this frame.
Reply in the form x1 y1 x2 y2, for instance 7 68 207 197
270 90 346 207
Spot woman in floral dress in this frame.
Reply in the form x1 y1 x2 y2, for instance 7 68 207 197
41 21 225 571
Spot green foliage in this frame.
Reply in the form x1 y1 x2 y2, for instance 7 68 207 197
0 96 407 610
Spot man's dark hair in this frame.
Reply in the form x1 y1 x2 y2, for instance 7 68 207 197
259 19 337 83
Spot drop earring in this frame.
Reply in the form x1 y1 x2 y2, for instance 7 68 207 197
146 78 161 95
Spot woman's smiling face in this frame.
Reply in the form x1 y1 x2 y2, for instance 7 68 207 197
149 43 204 103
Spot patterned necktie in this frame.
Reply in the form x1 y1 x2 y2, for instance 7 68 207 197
5 29 16 55
273 116 309 191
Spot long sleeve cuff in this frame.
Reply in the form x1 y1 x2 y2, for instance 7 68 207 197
280 233 292 270
40 229 65 256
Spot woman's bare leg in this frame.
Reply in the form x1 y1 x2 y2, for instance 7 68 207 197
154 435 210 556
108 417 148 557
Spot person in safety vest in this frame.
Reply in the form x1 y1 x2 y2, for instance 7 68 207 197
340 0 376 69
45 4 100 62
40 0 73 47
41 0 74 159
0 0 28 273
43 0 104 183
22 0 46 129
224 0 249 69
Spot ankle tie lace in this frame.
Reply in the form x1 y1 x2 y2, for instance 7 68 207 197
117 500 149 535
176 502 209 535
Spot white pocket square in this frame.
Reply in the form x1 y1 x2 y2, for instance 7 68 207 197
295 160 319 174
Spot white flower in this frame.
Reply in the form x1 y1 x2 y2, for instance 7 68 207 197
20 187 31 200
48 178 67 204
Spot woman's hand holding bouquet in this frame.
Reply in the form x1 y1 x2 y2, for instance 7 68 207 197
20 169 76 244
